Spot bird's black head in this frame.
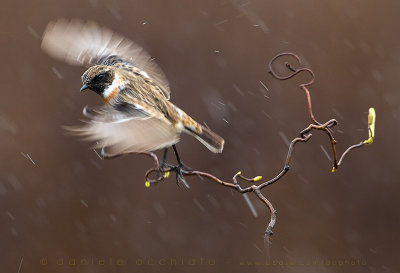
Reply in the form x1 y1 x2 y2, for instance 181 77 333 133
80 66 115 96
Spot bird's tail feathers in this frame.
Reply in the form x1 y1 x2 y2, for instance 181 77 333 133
185 125 224 153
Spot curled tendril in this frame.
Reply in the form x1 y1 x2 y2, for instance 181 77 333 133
268 52 315 87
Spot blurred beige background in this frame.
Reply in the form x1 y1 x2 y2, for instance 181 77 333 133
1 0 399 272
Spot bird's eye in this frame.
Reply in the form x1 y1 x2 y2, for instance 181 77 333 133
96 73 105 80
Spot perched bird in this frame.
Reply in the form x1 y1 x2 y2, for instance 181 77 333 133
41 19 224 159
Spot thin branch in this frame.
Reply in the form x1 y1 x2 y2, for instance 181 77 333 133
104 52 376 236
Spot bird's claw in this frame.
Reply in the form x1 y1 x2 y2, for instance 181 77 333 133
158 161 173 180
159 161 173 172
179 162 192 171
173 163 191 188
158 161 191 188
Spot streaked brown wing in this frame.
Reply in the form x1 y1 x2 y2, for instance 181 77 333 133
41 18 171 99
65 105 179 155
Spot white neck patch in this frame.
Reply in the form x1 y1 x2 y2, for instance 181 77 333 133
103 74 120 98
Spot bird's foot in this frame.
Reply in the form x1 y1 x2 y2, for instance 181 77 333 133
158 161 191 186
158 161 173 180
172 162 192 188
159 160 172 172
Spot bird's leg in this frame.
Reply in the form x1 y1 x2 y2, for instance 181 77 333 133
171 144 191 188
158 148 174 175
172 145 192 171
159 148 169 171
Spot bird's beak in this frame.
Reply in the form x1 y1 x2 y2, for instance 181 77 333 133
80 84 90 92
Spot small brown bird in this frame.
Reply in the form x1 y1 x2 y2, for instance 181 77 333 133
41 19 224 159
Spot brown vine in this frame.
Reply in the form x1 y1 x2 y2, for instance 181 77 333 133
103 52 376 237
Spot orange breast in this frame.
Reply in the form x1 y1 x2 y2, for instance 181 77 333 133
103 88 120 104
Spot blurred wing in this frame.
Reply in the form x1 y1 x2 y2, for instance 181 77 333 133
65 105 179 155
41 18 170 99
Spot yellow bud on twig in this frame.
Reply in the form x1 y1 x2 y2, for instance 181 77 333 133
253 176 263 182
145 181 150 188
363 107 376 145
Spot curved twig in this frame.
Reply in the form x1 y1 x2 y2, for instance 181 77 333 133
268 52 315 87
103 52 375 236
